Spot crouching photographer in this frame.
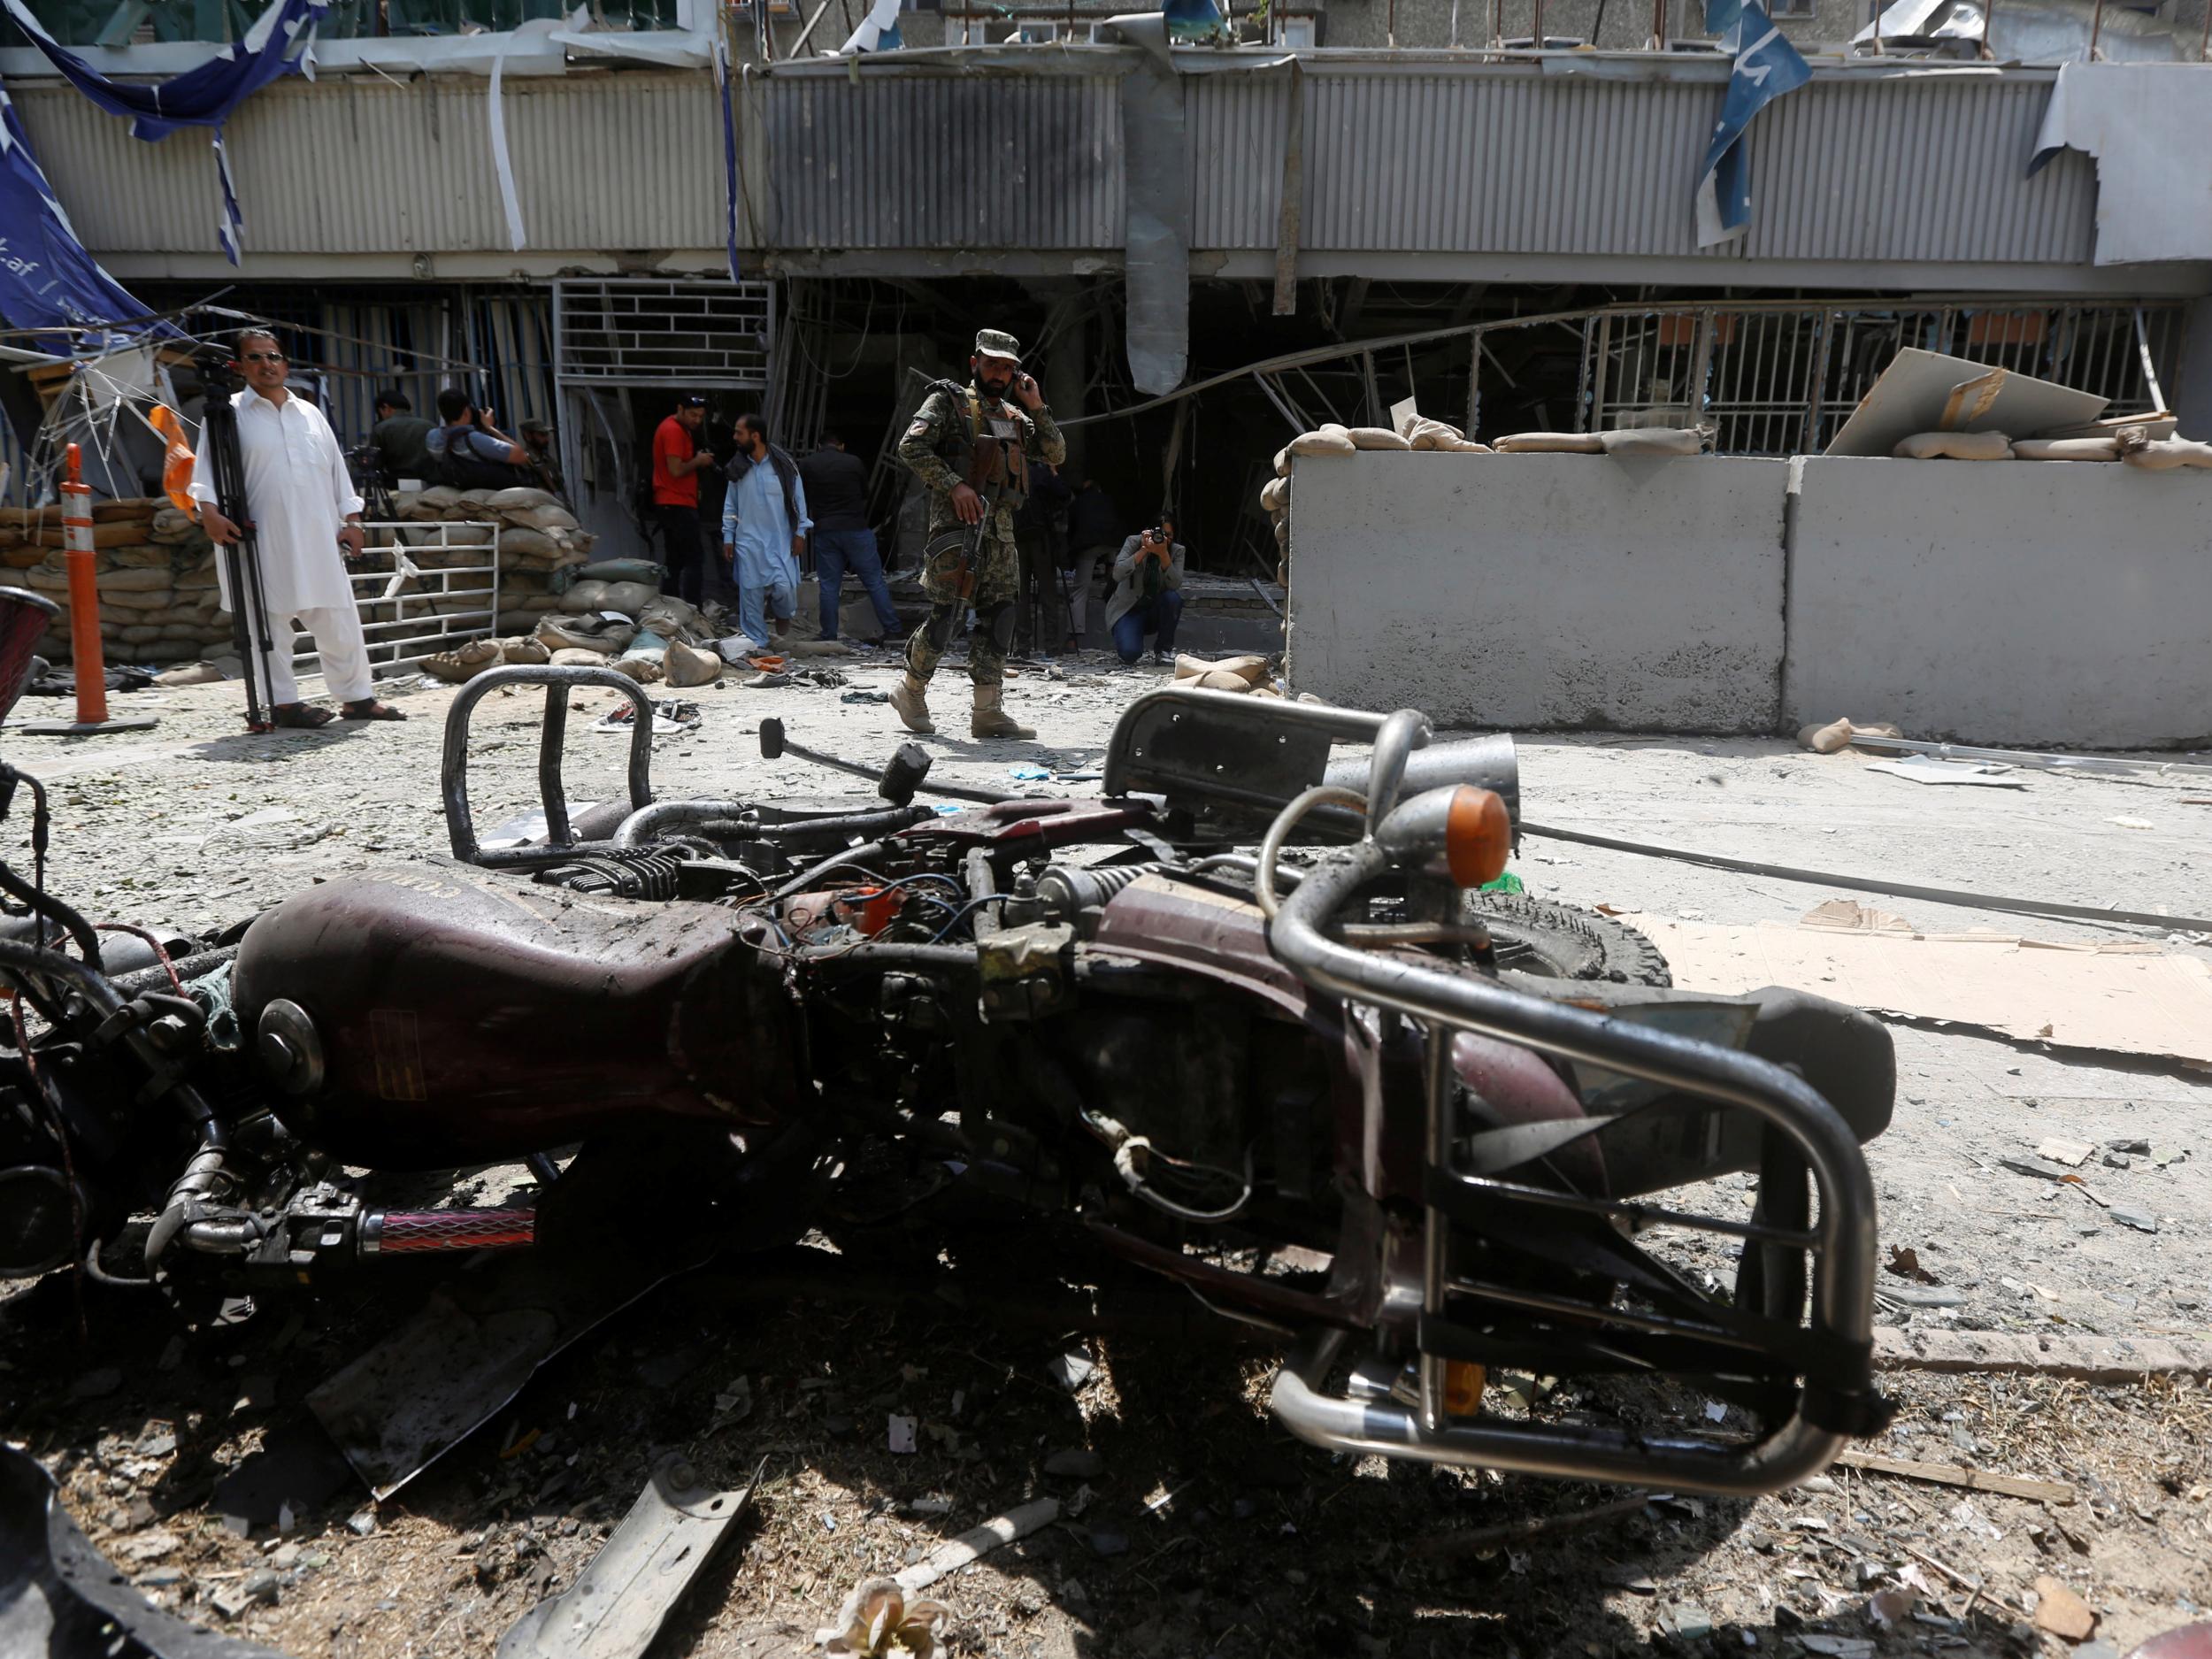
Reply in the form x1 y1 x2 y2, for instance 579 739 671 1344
1106 513 1185 666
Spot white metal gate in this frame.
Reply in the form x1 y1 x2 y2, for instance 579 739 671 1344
289 519 501 684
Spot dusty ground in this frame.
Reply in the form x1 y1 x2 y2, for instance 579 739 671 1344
4 649 2209 1658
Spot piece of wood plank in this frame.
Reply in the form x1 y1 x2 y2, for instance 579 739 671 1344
1874 1325 2212 1382
1833 1448 2076 1506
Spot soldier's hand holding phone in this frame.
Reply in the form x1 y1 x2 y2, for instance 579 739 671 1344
1011 372 1044 412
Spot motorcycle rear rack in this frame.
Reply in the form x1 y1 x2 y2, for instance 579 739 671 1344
442 665 657 869
1262 710 1882 1498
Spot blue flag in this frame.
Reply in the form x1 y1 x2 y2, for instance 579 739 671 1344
1695 0 1810 247
713 35 741 280
0 0 331 264
0 88 173 348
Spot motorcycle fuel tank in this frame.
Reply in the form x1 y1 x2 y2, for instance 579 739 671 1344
231 863 802 1168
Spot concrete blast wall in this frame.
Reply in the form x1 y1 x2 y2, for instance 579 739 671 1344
1285 453 2212 748
1285 453 1790 733
1786 459 2212 749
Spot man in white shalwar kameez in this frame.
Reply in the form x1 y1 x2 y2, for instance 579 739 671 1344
188 329 404 727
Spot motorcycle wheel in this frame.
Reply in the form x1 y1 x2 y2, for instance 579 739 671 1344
1465 892 1671 987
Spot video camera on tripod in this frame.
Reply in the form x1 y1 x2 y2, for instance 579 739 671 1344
193 350 282 733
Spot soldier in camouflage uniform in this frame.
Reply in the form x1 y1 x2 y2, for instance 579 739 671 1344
890 327 1067 741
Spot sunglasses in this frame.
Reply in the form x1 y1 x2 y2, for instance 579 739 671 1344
240 351 287 364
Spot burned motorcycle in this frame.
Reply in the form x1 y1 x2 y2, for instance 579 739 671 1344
1 648 1894 1502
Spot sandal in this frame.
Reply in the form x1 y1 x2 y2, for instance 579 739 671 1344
271 703 335 729
341 699 408 721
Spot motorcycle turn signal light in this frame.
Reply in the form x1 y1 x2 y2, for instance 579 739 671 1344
1444 787 1511 889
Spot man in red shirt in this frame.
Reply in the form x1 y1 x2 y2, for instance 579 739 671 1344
651 396 715 603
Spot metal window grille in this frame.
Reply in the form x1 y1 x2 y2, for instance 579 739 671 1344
289 520 501 683
1587 302 2183 457
550 279 776 390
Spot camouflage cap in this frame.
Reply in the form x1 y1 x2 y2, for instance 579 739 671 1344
973 328 1022 362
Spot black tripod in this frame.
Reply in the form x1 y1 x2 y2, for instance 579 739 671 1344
196 356 280 733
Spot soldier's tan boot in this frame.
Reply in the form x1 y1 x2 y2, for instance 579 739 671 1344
889 672 935 735
971 682 1034 741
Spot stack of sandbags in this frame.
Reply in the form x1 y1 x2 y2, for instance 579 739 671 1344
1171 652 1281 699
1 499 234 665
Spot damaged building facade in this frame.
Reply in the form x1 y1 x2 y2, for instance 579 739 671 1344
4 0 2209 581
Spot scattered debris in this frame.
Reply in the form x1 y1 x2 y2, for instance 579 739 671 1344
1865 756 2024 787
2031 1576 2098 1642
1885 1245 1941 1285
1045 1352 1095 1392
2109 1206 2160 1234
1832 1448 2077 1505
499 1453 756 1659
887 1415 918 1455
1042 1448 1104 1479
891 1497 1060 1595
817 1578 951 1659
2036 1137 2097 1167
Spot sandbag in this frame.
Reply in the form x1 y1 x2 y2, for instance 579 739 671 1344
1194 670 1252 692
535 614 635 655
608 657 664 685
618 628 670 665
1893 430 2012 460
1441 439 1493 453
1405 417 1466 451
1598 426 1705 458
1494 432 1604 454
498 527 565 560
549 647 607 667
1173 652 1268 685
1797 717 1902 756
1273 448 1292 479
487 486 559 513
664 640 721 687
510 504 580 533
2122 437 2212 471
500 636 550 664
635 595 705 641
1273 518 1288 546
599 580 658 618
1348 426 1412 451
1259 477 1289 514
2012 437 2124 462
423 638 503 684
577 558 665 584
1287 426 1357 457
557 579 612 614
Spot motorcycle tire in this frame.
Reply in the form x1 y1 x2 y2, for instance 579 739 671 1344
1464 892 1671 987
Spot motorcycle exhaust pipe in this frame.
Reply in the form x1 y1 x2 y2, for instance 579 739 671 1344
1322 733 1519 837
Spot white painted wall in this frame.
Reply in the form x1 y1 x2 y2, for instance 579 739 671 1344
1285 453 1790 733
1785 458 2212 749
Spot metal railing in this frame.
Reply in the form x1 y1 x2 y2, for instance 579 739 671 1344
289 518 500 684
1589 302 2184 456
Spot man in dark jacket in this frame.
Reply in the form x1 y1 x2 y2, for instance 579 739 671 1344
368 389 434 487
797 432 899 643
1062 476 1122 653
1012 460 1071 657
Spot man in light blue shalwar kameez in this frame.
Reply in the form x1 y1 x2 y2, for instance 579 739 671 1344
718 413 811 647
